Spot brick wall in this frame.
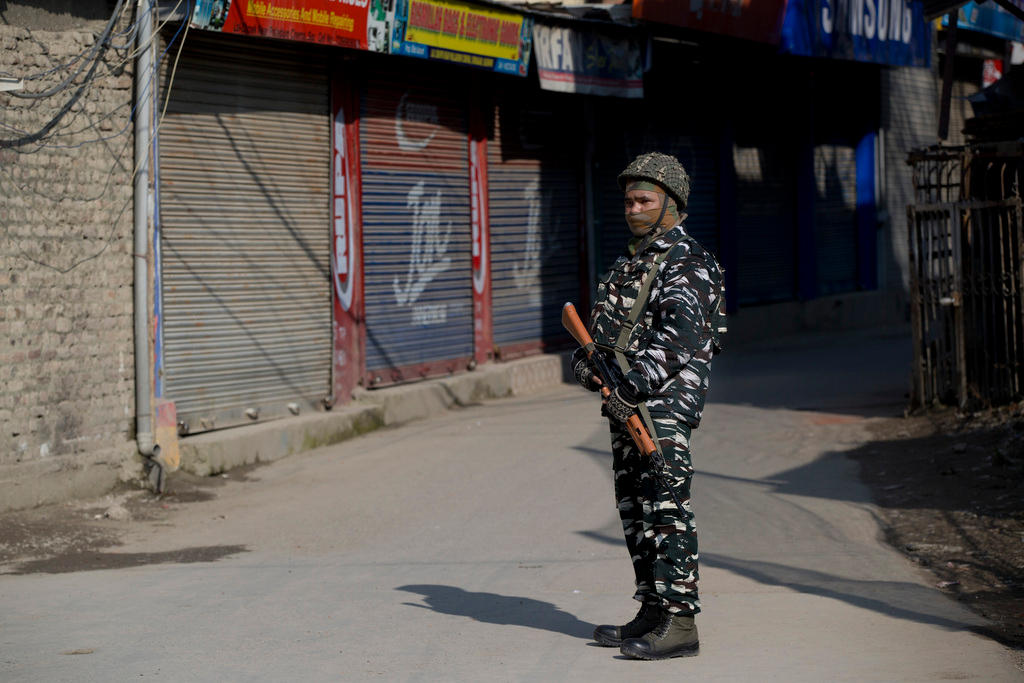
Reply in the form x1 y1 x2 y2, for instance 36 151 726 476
0 1 141 510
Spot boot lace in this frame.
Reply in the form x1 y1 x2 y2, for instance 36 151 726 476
651 611 674 639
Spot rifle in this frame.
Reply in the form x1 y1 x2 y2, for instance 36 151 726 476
562 302 689 516
561 302 658 459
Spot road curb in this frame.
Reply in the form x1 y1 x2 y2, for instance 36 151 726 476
178 352 571 477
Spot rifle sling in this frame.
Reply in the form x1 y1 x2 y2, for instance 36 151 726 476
607 235 687 458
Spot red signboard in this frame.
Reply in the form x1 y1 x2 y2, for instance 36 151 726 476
983 59 1004 87
469 109 492 367
222 0 372 50
330 79 365 403
632 0 788 45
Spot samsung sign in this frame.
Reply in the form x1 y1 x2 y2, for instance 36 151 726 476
781 0 931 67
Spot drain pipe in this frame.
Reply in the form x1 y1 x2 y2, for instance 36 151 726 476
134 0 156 461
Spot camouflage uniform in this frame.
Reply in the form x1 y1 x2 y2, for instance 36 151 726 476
576 223 723 616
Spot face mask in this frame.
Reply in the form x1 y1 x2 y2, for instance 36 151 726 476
623 186 680 237
626 209 664 236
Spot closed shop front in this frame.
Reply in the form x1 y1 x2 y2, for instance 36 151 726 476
158 32 331 433
813 143 858 295
882 65 937 291
487 89 583 357
733 137 796 305
359 67 474 385
812 62 880 296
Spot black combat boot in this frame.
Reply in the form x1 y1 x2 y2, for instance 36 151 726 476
592 602 661 647
619 609 699 659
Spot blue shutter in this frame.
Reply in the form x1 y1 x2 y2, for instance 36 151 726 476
359 76 473 385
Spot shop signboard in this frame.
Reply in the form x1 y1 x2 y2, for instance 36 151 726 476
632 0 788 44
390 0 533 75
780 0 932 66
532 23 643 98
943 2 1024 43
188 0 532 73
188 0 385 50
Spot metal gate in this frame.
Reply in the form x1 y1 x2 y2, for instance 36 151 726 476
158 33 331 433
487 93 582 357
359 74 473 385
909 145 1024 408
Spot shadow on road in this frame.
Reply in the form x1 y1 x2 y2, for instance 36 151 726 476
708 329 911 418
396 584 593 639
703 554 990 635
3 545 249 575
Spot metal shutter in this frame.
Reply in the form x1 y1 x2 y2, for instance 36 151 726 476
662 135 719 253
814 143 858 295
734 142 796 304
881 65 938 292
487 95 581 355
158 32 331 434
359 74 473 385
949 76 981 146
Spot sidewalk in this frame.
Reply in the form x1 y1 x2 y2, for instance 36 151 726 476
176 352 572 477
176 321 912 478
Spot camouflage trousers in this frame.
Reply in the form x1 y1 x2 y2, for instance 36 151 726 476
609 415 699 615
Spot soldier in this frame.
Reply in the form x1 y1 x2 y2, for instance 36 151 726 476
572 152 725 660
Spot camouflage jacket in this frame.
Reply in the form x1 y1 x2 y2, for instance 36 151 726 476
577 224 724 429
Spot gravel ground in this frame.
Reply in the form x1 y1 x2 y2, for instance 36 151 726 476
852 403 1024 650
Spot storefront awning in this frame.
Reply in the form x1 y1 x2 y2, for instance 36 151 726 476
780 0 932 67
630 0 788 45
943 1 1024 42
532 22 644 98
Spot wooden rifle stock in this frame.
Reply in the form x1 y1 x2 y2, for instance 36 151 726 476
562 302 659 458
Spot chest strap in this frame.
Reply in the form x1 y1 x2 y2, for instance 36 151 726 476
608 235 687 456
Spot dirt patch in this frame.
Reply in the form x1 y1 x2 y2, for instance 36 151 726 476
0 464 264 574
851 404 1024 649
5 545 248 575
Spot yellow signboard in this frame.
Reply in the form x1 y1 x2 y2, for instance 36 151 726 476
403 0 525 62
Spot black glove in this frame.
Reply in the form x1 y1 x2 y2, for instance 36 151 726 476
602 386 638 423
573 357 601 392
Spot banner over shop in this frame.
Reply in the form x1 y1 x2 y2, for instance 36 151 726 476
633 0 789 44
532 23 643 98
189 0 382 50
391 0 533 75
943 2 1024 43
780 0 931 66
188 0 533 71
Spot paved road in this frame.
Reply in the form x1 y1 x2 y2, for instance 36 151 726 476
3 328 1021 681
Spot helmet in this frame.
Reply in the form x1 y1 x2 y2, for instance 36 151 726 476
617 152 690 209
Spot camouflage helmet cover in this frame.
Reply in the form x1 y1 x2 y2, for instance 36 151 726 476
617 152 691 209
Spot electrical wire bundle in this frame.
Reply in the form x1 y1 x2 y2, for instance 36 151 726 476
1 0 193 273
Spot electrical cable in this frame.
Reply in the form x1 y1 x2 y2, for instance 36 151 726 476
2 1 194 273
0 0 131 82
4 0 176 85
7 0 127 100
0 1 180 150
0 45 108 147
0 126 132 203
0 7 125 148
12 9 189 152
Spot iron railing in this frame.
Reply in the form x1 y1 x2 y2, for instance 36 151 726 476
908 144 1024 409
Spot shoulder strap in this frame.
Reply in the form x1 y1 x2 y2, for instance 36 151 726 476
610 234 687 457
612 235 687 352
